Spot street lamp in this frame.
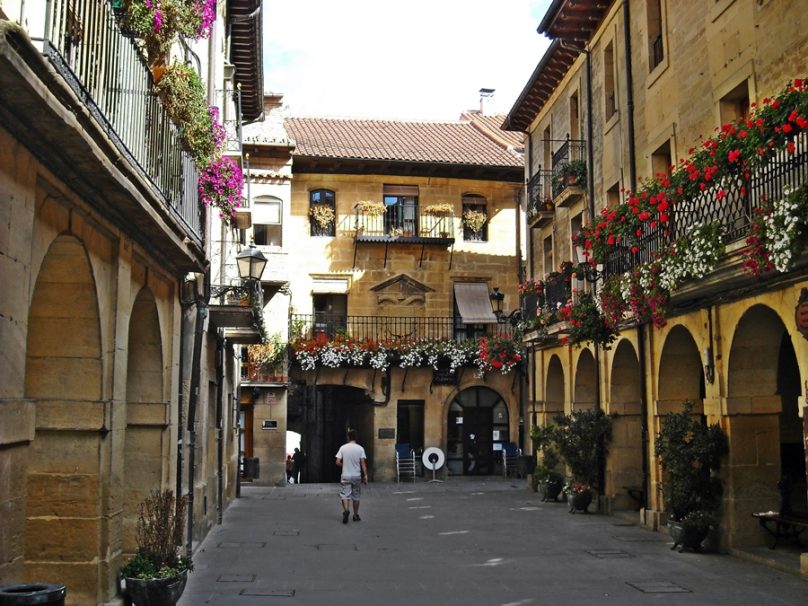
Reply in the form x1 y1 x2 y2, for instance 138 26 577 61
489 287 522 325
211 243 268 302
573 244 604 283
236 243 268 282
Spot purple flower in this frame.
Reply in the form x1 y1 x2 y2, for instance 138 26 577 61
153 9 163 32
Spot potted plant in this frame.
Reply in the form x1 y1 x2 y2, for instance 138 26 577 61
552 408 613 513
309 204 336 231
198 156 243 227
356 200 385 216
121 489 192 606
247 333 286 380
423 203 454 216
462 209 487 234
531 424 563 501
655 402 728 552
154 62 223 167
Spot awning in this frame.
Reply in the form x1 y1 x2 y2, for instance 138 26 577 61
454 282 497 324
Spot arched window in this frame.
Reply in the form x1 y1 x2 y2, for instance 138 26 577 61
310 189 336 237
462 194 487 242
253 196 282 247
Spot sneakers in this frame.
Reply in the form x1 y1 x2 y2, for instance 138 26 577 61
352 514 361 522
342 510 350 524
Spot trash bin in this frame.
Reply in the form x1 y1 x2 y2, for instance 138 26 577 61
243 457 259 479
0 583 66 606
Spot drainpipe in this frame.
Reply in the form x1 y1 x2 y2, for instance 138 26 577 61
215 331 225 525
621 0 647 511
186 270 209 557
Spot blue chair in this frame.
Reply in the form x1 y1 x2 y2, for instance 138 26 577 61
395 443 416 483
502 442 519 478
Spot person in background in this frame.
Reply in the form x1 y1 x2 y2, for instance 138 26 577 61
335 429 367 524
286 454 294 484
292 447 305 484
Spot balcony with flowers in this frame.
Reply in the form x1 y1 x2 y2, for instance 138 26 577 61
526 171 556 228
353 201 455 241
550 138 587 206
287 314 520 377
557 79 808 349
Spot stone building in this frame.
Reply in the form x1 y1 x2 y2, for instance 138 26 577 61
504 0 808 565
0 0 262 602
240 105 528 484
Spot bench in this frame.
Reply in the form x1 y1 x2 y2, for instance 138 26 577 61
752 511 808 549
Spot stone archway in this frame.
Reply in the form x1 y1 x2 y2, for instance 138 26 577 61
24 234 103 600
654 325 703 517
123 288 166 556
607 340 643 511
545 354 565 417
573 349 596 410
725 304 801 546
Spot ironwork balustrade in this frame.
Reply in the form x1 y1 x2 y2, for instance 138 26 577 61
526 170 556 221
605 131 808 276
214 88 243 156
36 0 201 240
290 314 512 343
354 210 454 239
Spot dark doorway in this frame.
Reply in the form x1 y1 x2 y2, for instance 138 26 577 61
397 400 424 454
447 387 509 475
777 333 807 515
290 383 374 483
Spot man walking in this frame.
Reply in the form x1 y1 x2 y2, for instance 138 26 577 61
335 429 367 524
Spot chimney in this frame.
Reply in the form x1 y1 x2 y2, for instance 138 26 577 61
479 88 495 115
263 93 284 115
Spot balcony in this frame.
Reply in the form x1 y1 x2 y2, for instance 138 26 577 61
550 138 587 206
214 88 244 157
605 131 808 281
290 314 513 343
353 206 455 268
0 0 203 268
526 171 556 228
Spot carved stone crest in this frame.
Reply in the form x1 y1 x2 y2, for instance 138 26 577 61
371 274 434 306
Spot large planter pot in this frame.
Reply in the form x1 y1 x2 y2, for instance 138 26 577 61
126 571 188 606
668 520 709 552
540 478 564 502
567 489 593 513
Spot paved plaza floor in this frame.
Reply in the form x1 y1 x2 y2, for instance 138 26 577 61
179 478 807 605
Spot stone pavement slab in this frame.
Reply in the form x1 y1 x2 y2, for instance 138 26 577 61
180 479 808 606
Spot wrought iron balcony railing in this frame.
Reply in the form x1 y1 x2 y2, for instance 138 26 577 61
214 88 243 156
354 209 454 240
34 0 201 240
605 131 808 276
526 170 556 223
290 314 513 343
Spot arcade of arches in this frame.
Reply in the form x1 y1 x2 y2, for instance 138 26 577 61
532 295 808 550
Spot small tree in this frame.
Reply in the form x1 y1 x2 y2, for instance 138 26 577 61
552 408 613 490
655 402 728 530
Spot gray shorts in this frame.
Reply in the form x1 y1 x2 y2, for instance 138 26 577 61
339 477 362 500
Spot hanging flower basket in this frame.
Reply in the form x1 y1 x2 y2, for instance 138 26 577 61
356 200 385 216
309 204 336 229
198 156 243 227
462 209 487 233
423 203 454 216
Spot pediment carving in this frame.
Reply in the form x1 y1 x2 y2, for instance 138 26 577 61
371 274 434 306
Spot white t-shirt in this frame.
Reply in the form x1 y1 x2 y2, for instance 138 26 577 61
336 442 366 478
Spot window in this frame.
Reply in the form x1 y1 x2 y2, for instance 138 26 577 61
542 126 552 169
309 189 336 237
253 196 282 247
607 182 621 209
604 42 616 120
383 185 419 236
651 139 673 178
543 235 553 278
312 293 346 338
569 93 580 140
462 194 488 242
647 0 664 71
719 81 750 125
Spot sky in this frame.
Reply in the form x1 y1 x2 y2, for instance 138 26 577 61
262 0 553 121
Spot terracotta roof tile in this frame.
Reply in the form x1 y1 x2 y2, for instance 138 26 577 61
284 116 523 168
